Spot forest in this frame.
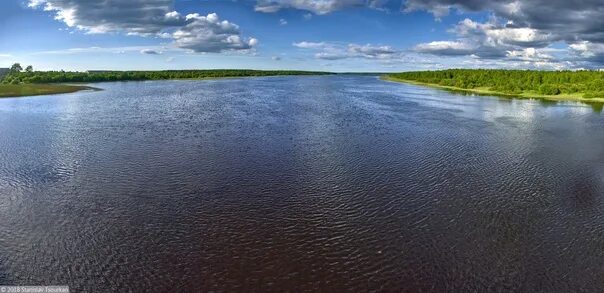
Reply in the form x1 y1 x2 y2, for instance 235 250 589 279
0 64 330 84
386 69 604 99
0 63 332 97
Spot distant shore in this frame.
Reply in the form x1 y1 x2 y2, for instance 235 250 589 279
0 69 332 98
0 84 98 98
381 72 604 104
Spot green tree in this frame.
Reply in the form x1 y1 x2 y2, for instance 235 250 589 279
25 65 33 73
10 63 23 73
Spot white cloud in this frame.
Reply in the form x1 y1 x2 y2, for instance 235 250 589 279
28 0 184 35
570 41 604 58
294 41 404 61
485 27 553 47
293 41 329 49
405 0 604 67
415 17 560 63
255 0 392 14
172 13 258 53
28 1 257 54
140 49 161 55
569 41 604 63
414 41 476 56
164 11 181 21
452 19 554 48
347 44 398 59
505 48 552 62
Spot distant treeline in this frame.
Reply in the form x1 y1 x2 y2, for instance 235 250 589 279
388 69 604 99
1 69 331 84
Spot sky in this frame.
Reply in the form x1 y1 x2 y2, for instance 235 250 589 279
1 0 604 72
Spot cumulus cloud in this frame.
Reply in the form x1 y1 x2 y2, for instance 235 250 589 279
425 18 555 57
452 19 555 48
403 0 604 67
406 1 604 59
414 41 476 56
255 0 389 14
173 13 258 53
347 44 399 59
28 0 257 53
505 48 553 62
404 0 604 43
28 0 184 35
294 41 404 60
415 17 577 67
569 41 604 63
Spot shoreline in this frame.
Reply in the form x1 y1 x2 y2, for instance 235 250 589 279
5 74 604 103
0 73 332 98
0 84 100 98
381 75 604 104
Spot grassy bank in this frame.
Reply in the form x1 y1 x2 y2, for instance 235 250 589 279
383 70 604 103
0 84 96 98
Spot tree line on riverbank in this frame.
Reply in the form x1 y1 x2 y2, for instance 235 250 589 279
388 69 604 99
0 63 330 84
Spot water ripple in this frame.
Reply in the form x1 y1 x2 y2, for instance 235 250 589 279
0 76 603 291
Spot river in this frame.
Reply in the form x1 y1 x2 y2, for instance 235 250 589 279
0 76 603 291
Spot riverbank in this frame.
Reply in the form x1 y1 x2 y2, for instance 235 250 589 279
0 69 332 98
382 72 604 104
0 84 97 98
2 69 331 85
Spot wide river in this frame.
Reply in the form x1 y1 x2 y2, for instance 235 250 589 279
0 76 603 291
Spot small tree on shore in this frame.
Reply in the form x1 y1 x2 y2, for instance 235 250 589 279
25 65 33 73
10 63 23 73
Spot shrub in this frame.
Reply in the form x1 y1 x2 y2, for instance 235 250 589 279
538 84 561 95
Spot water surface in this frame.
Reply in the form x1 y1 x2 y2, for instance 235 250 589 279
0 76 603 291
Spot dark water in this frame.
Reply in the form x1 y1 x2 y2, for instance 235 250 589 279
0 76 603 292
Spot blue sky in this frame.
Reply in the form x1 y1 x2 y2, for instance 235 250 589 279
1 0 603 72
